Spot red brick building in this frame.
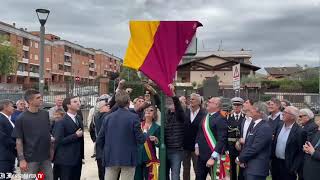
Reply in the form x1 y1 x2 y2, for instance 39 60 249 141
0 21 122 88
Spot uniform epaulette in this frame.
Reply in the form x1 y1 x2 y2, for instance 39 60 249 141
220 110 229 118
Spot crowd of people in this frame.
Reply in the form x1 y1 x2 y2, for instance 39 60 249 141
0 79 319 180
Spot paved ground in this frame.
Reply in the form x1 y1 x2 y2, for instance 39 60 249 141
81 130 205 180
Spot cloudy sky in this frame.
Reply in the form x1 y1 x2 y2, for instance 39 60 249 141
1 0 320 69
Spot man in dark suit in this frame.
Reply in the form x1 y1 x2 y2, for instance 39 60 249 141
183 93 206 180
195 97 228 180
236 102 273 180
53 96 84 180
236 99 255 180
227 97 246 180
96 90 146 180
0 100 16 178
267 98 282 135
271 106 306 180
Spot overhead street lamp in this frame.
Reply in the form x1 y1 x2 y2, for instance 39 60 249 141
35 8 50 94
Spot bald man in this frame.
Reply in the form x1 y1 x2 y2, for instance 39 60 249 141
194 97 228 180
48 97 65 122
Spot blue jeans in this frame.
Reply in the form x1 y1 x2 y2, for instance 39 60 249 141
166 149 183 180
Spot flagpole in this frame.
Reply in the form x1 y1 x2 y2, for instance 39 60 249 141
159 91 166 180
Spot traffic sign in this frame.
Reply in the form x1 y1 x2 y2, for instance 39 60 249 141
232 64 240 90
75 76 80 82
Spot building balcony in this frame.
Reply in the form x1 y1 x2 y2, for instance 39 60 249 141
23 45 29 51
64 72 72 76
89 76 95 79
29 72 40 78
19 58 29 64
16 71 28 76
64 52 72 57
64 61 72 66
89 59 94 63
89 67 95 71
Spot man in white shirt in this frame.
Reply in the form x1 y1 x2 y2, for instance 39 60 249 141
271 106 306 180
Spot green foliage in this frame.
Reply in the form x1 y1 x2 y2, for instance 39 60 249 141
262 76 319 93
241 75 263 84
0 35 18 75
300 77 319 93
260 94 273 102
278 79 302 91
119 66 141 81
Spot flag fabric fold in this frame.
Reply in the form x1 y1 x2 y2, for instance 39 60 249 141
124 21 202 96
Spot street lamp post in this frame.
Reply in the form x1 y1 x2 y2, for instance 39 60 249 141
35 8 50 94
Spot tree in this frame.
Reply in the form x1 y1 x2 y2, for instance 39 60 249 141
119 66 140 81
0 35 18 82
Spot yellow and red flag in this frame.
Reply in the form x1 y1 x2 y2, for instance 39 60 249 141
124 21 202 96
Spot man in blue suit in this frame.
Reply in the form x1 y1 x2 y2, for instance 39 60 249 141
53 96 84 180
236 102 273 180
96 90 146 180
0 100 16 178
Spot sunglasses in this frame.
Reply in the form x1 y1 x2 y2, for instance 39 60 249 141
283 111 294 116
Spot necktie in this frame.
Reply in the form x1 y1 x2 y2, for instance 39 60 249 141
235 115 239 121
246 121 255 138
75 116 80 126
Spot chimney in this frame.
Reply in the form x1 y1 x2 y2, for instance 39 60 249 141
12 22 16 27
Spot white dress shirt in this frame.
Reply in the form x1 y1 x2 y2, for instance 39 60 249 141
0 112 14 127
242 116 252 139
190 108 200 123
268 111 282 121
253 119 263 127
67 112 78 125
233 112 241 121
275 123 294 159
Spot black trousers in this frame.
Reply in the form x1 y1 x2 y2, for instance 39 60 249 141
54 162 82 180
229 153 245 180
271 158 297 180
195 157 211 180
97 159 105 180
238 167 245 180
0 161 15 180
245 174 266 180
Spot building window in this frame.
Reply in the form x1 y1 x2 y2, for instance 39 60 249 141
46 58 50 62
34 55 38 60
17 63 25 71
30 65 39 73
58 64 64 70
35 42 38 48
30 41 32 47
23 51 29 59
30 54 32 59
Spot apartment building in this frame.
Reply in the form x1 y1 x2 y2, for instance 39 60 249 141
0 21 122 88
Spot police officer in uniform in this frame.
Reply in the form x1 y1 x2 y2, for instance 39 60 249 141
227 97 245 180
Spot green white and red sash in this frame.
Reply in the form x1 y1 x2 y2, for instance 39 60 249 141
202 114 227 180
141 122 159 180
